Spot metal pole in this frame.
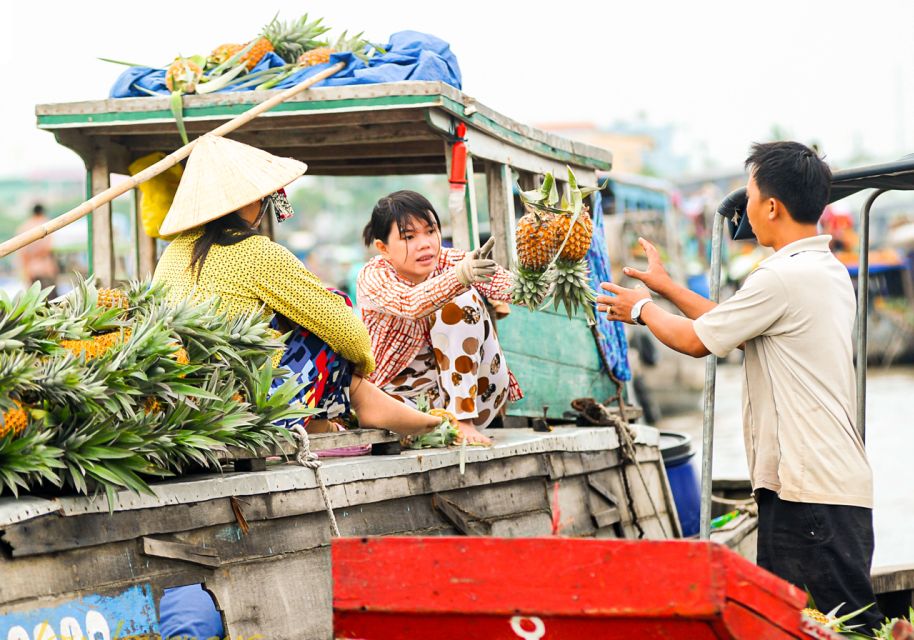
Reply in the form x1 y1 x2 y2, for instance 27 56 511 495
855 189 886 444
699 212 725 540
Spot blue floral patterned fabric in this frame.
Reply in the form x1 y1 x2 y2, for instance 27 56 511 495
586 191 631 381
270 289 354 426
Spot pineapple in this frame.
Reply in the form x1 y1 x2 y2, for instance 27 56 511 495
512 175 562 310
212 38 274 72
297 47 332 68
143 396 162 415
208 43 240 67
172 346 190 365
165 57 203 93
296 30 384 68
552 202 597 321
207 13 330 71
0 400 28 439
60 328 132 361
801 608 830 625
555 205 593 262
521 167 601 320
97 287 129 311
516 206 561 270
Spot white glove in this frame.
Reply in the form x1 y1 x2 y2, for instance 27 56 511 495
455 237 498 286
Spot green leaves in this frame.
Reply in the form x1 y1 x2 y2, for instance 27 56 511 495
0 278 306 500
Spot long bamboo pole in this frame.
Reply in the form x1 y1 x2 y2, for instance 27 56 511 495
0 62 346 259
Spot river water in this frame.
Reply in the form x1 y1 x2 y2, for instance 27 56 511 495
657 363 914 569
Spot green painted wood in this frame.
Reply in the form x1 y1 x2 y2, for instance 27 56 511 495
435 96 611 171
38 91 611 171
36 94 442 127
498 306 618 419
499 305 603 371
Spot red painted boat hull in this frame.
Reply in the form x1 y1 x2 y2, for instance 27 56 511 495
333 537 822 639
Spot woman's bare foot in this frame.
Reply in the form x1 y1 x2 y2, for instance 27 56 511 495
455 421 492 446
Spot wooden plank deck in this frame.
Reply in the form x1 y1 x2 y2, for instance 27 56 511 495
0 427 676 640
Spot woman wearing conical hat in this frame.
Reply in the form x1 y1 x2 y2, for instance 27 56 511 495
152 135 441 438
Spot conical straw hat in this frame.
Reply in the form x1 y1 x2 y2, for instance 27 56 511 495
158 134 308 236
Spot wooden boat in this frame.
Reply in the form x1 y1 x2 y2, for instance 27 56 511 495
1 82 683 640
332 537 842 639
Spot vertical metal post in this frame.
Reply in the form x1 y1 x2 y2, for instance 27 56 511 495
855 189 886 444
699 212 725 540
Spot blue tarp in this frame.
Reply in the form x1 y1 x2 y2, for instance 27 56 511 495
587 191 632 381
109 31 461 98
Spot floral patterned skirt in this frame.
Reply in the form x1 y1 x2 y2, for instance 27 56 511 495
270 289 354 426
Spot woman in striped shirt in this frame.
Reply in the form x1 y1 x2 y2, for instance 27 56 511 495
358 191 523 445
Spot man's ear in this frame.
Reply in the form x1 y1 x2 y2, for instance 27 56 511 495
373 239 388 255
768 197 781 221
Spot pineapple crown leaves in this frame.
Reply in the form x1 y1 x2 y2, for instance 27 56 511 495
0 282 62 354
56 275 128 339
552 260 597 321
263 12 332 62
53 409 172 498
0 426 66 497
33 352 109 409
519 172 559 209
328 30 387 63
0 351 41 409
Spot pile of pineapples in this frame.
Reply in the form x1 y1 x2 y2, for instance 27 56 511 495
0 279 312 502
512 167 602 320
105 12 385 144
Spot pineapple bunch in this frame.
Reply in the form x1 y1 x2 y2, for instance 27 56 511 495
0 278 313 501
105 13 385 144
513 167 602 319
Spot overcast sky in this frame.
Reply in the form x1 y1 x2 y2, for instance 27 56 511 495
2 0 913 179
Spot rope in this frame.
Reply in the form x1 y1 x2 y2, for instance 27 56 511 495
603 372 672 539
291 424 341 538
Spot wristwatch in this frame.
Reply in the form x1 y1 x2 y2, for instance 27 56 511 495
630 297 653 326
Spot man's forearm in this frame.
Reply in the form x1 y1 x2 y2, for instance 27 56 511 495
655 279 717 320
640 302 710 358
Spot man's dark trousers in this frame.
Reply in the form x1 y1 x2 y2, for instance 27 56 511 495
756 488 883 631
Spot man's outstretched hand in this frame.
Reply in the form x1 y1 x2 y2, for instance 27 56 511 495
596 282 650 324
623 237 672 294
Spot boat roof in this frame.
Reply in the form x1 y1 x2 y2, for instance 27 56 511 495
35 81 612 180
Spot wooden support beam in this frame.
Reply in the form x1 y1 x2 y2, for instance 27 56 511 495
485 162 516 268
84 110 431 137
89 145 114 286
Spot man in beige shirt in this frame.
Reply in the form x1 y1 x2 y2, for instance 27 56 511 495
597 141 880 629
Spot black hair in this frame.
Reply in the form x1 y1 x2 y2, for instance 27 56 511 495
32 203 45 216
189 212 260 281
362 190 441 247
744 141 832 224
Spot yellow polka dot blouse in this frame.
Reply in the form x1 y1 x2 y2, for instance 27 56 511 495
153 231 375 375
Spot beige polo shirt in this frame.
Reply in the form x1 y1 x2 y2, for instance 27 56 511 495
693 235 873 508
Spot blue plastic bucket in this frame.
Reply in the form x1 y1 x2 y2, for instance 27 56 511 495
659 431 701 537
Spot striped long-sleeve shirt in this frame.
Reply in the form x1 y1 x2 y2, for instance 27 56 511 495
357 247 522 400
